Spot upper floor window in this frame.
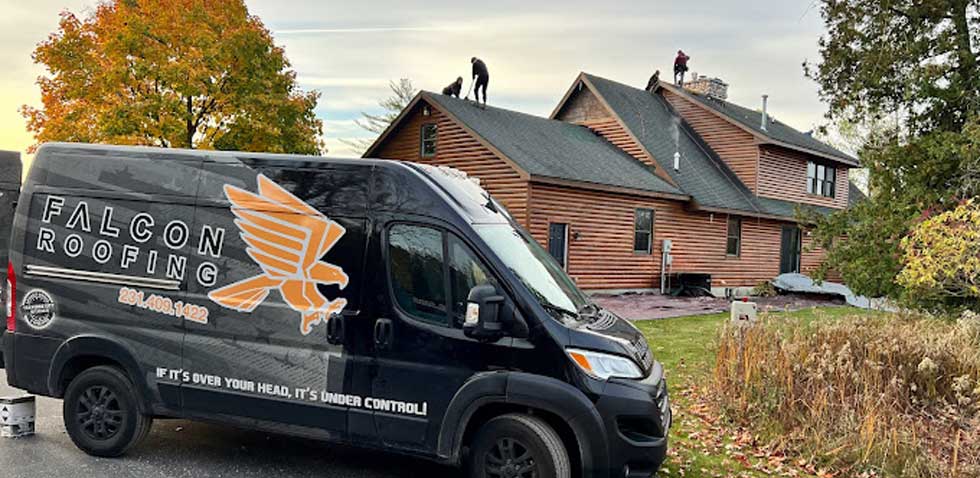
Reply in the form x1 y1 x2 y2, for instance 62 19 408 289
726 215 741 256
634 208 654 254
420 123 438 157
807 161 836 198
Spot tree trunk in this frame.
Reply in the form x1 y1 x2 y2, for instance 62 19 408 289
951 0 978 114
186 96 194 149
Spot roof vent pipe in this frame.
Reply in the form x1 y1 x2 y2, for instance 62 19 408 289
761 94 769 132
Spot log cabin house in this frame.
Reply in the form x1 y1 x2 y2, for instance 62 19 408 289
364 73 862 296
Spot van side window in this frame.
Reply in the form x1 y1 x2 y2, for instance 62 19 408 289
448 235 497 324
389 224 448 325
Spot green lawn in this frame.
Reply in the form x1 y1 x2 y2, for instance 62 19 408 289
634 306 877 478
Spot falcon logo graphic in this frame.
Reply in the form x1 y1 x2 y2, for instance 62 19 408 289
208 175 349 335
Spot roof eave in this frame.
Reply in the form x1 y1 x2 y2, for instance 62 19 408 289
690 202 841 223
362 92 427 158
530 175 689 202
758 139 861 167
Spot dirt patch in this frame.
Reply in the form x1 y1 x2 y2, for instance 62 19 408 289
592 292 846 321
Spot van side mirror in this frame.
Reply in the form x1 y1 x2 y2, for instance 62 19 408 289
463 284 505 342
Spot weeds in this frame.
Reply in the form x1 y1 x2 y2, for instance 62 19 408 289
713 310 980 477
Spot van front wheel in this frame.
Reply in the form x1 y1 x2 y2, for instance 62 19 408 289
467 413 570 478
63 365 152 457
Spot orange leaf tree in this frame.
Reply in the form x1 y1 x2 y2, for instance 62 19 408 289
21 0 324 154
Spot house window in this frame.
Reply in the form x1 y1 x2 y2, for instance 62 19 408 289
726 215 741 256
634 208 654 254
807 161 836 198
420 123 437 157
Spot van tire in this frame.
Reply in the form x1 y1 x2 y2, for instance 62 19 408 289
62 365 152 457
467 413 570 478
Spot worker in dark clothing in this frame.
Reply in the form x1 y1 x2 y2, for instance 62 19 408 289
442 76 463 97
471 57 489 106
674 50 690 86
645 70 660 92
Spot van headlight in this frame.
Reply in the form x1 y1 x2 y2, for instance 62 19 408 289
566 348 644 380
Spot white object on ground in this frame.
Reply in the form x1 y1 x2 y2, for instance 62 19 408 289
772 273 895 311
0 395 36 438
730 301 758 325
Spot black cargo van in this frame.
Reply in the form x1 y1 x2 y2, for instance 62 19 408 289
3 143 670 478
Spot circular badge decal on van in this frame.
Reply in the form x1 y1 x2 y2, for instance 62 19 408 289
21 290 57 329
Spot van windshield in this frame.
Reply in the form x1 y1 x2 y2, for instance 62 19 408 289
474 224 588 318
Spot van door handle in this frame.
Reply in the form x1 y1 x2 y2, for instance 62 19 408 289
326 313 345 345
374 319 393 351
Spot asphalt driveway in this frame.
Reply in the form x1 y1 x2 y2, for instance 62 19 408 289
0 369 458 478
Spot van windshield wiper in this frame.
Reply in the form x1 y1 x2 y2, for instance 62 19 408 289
539 302 577 319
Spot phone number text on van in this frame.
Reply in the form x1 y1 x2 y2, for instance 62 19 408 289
118 286 210 324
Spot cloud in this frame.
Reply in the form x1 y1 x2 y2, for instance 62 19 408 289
277 25 465 35
0 0 834 164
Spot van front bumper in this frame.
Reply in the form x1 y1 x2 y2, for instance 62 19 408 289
594 370 671 477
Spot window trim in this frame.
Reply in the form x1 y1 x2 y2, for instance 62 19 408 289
806 160 837 198
726 215 741 257
633 208 654 255
420 123 438 158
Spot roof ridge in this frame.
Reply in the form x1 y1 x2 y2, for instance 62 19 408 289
423 90 686 197
422 90 568 125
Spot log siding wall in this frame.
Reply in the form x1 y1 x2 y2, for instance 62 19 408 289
528 183 825 290
662 89 761 192
371 101 530 226
554 85 608 123
758 145 849 209
555 88 675 186
370 95 842 292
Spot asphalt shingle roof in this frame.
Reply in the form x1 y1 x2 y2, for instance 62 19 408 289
584 74 762 213
848 181 867 207
425 92 684 196
583 73 846 220
662 84 858 165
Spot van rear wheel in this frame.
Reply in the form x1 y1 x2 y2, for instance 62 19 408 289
467 413 570 478
63 365 152 457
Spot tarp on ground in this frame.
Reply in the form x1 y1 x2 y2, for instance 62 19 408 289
772 273 895 311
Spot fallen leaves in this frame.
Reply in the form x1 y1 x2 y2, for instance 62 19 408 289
659 383 833 478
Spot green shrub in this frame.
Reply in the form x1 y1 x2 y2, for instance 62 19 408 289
713 312 980 477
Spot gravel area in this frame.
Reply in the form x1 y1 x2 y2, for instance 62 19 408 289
593 292 846 321
0 370 456 478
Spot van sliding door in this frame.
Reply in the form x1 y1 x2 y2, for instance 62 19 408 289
179 160 368 439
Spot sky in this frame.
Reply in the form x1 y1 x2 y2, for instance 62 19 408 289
0 0 831 169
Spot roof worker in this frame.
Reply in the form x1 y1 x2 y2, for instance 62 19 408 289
673 50 690 86
646 69 660 92
442 76 463 98
470 57 489 107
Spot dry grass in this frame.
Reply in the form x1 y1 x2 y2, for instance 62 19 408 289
713 311 980 477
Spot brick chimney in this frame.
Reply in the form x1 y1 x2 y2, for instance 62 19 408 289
684 74 728 100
